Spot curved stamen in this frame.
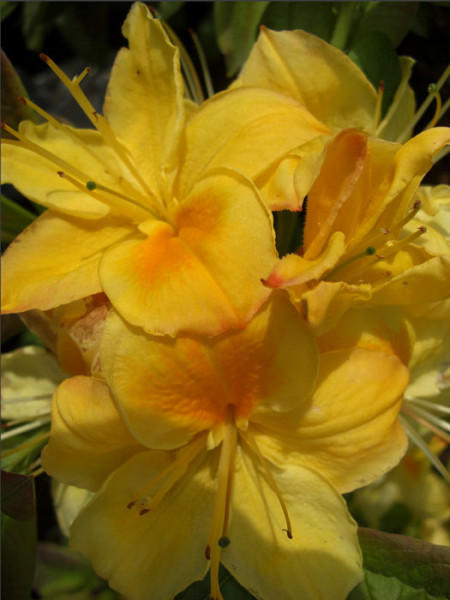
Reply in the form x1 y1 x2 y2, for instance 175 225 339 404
372 80 384 134
425 83 442 130
399 414 450 483
240 428 293 539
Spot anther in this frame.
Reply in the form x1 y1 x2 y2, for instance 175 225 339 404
57 171 64 177
127 501 136 510
39 53 50 63
218 536 230 548
17 96 27 105
418 226 427 234
205 545 211 560
139 509 150 516
283 529 293 539
413 200 421 210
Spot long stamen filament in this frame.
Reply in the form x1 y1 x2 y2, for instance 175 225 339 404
241 429 293 539
1 432 50 457
399 415 450 483
402 405 450 442
425 84 442 130
397 64 450 144
189 29 214 99
405 397 450 415
39 54 157 200
127 435 206 511
1 417 51 441
208 406 237 600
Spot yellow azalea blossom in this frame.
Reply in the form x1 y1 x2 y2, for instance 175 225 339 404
1 2 325 337
262 127 450 333
41 293 411 600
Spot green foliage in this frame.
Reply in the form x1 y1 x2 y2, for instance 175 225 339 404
349 528 450 600
262 2 335 41
1 472 37 600
214 1 269 76
1 194 36 246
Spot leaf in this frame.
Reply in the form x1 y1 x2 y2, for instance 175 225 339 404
352 2 418 48
175 565 255 600
1 194 36 245
157 1 185 21
261 2 335 41
348 31 402 117
34 542 121 599
1 51 36 133
349 528 450 600
1 1 18 22
214 1 269 77
1 474 37 600
1 471 35 520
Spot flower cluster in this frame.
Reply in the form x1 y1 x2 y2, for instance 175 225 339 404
1 3 449 600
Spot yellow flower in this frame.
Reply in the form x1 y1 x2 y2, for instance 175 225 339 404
42 294 410 600
1 3 330 337
263 127 450 333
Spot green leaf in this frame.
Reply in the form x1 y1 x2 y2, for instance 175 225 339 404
350 528 450 600
1 474 37 600
21 1 53 51
262 2 335 41
214 1 269 77
34 543 121 599
1 194 36 245
352 2 418 48
348 31 402 117
175 565 255 600
1 51 36 132
156 1 185 21
1 471 35 520
1 1 18 21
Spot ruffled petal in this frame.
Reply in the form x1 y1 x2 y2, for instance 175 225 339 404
253 346 409 493
233 27 377 132
179 87 330 199
265 231 346 289
101 294 318 449
70 449 213 600
1 212 134 314
304 129 368 259
100 169 277 336
224 447 363 600
104 2 184 199
41 376 142 491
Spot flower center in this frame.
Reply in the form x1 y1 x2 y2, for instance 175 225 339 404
126 404 293 600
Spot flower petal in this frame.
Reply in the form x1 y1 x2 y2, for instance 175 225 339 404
233 27 377 132
41 376 142 491
224 447 363 600
104 2 184 199
101 293 319 449
304 129 368 259
70 449 213 600
253 346 409 493
180 87 330 199
1 212 134 314
100 169 277 336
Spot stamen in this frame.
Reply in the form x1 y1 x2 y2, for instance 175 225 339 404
397 64 450 143
399 414 450 483
189 28 214 98
73 66 91 85
126 434 206 513
425 83 442 129
375 226 426 260
240 428 293 540
0 417 51 441
1 431 49 457
39 54 157 200
207 405 237 600
406 397 450 415
372 80 384 133
161 21 204 104
402 405 450 443
324 246 377 281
